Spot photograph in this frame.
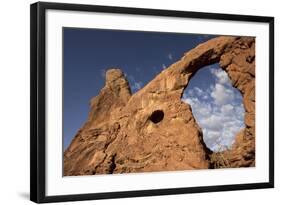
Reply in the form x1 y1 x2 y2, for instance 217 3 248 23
30 2 274 203
63 28 256 176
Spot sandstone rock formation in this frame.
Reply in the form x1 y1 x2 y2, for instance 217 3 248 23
64 36 255 175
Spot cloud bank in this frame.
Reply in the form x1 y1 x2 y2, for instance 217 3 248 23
182 67 245 151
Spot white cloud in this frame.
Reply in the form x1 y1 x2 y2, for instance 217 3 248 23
194 87 203 96
211 83 234 105
186 98 212 118
221 104 234 114
187 89 194 97
126 74 143 93
210 68 230 85
162 64 167 70
200 115 223 131
131 81 143 92
167 53 173 60
202 93 209 100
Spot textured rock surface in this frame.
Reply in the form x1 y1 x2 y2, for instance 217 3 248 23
64 36 255 175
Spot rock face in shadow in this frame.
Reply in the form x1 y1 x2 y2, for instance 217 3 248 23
64 36 255 175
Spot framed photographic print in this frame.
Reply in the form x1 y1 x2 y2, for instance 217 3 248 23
30 1 274 203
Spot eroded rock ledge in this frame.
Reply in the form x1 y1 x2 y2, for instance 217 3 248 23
64 36 255 175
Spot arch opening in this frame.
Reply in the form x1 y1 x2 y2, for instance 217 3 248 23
181 63 245 152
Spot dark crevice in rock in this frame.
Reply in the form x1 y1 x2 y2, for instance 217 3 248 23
150 110 164 124
108 154 117 174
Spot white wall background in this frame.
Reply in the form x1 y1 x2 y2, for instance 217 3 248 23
0 0 279 204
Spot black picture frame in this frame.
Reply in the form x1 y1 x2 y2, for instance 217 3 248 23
30 1 274 203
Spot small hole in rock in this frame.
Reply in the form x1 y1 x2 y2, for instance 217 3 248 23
150 110 164 124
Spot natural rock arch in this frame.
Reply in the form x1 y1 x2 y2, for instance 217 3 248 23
64 36 255 175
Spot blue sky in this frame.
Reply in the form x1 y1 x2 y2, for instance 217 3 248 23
63 28 244 151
